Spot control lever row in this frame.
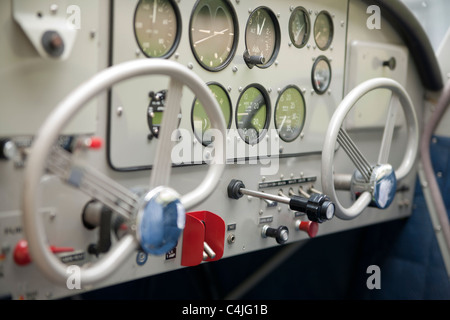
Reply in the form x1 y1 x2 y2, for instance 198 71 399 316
227 179 335 223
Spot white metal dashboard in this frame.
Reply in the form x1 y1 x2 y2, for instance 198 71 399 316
0 0 437 300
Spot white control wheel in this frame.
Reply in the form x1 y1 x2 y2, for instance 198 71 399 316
22 59 227 286
321 78 419 220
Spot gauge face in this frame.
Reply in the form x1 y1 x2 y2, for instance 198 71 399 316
289 7 310 48
236 85 270 145
192 83 232 145
275 86 306 142
312 56 332 94
134 0 181 58
245 7 280 68
314 11 333 50
190 0 238 71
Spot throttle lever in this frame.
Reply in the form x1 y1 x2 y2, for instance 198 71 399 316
227 179 335 223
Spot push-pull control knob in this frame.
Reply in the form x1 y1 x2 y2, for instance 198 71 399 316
262 225 289 245
295 220 319 238
289 193 335 223
0 139 17 160
227 179 335 223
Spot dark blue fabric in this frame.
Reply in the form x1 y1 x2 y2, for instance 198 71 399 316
348 135 450 299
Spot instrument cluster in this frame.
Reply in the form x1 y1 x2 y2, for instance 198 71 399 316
109 0 346 170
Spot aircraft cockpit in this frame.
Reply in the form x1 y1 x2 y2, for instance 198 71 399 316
0 0 449 303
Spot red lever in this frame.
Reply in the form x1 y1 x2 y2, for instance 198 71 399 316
181 211 225 267
296 220 319 238
13 239 74 266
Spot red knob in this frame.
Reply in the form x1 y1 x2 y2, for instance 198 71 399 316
13 240 31 266
13 239 74 266
296 221 319 238
87 137 103 149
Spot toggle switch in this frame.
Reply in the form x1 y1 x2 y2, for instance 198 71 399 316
298 186 310 198
295 220 319 238
13 239 74 266
181 211 225 267
261 225 289 245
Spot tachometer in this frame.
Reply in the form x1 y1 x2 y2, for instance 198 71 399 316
236 84 270 145
244 7 280 68
192 83 232 145
275 86 306 142
134 0 181 59
190 0 238 71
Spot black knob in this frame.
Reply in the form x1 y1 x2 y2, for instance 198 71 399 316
262 225 289 245
243 50 266 69
0 139 17 160
227 179 245 199
289 193 335 223
41 31 65 57
383 57 396 70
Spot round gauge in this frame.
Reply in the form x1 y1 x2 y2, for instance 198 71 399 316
147 90 182 139
275 86 306 142
236 84 270 145
314 11 334 50
312 56 332 94
289 7 310 49
134 0 181 58
244 7 280 68
191 83 232 146
190 0 239 71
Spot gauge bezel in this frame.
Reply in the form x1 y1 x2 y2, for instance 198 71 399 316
311 55 332 95
274 85 306 143
235 83 271 145
313 10 334 51
191 82 233 146
133 0 182 59
189 0 239 72
288 6 311 49
244 6 281 69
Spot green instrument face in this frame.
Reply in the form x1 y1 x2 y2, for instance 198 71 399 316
192 83 231 145
189 0 238 71
134 0 180 58
275 86 306 142
236 85 270 145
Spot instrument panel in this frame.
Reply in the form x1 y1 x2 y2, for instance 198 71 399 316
109 0 347 170
0 0 429 300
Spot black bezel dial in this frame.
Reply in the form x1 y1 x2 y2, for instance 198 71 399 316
191 82 232 146
311 56 332 94
134 0 182 59
274 85 306 142
189 0 239 72
313 10 334 51
244 6 281 69
235 84 271 145
289 7 311 49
